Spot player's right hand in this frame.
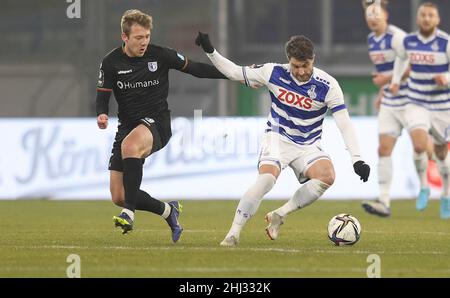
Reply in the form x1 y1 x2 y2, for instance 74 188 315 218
195 32 215 54
353 160 370 182
389 83 399 95
97 114 108 129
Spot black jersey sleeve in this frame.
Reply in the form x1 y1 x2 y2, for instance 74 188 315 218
164 47 189 70
181 60 227 79
97 59 114 91
96 59 114 115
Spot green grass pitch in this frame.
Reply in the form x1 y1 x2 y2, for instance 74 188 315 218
0 200 449 277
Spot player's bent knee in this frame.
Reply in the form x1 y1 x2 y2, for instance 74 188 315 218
317 169 335 186
378 145 393 157
434 146 448 161
121 142 141 158
413 144 427 154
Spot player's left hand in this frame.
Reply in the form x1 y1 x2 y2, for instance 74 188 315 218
433 74 449 86
195 32 215 54
353 160 370 182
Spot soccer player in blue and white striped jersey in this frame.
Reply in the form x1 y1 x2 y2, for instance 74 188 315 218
361 1 410 217
390 2 450 218
196 33 371 246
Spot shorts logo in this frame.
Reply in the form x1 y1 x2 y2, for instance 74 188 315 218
148 61 158 72
141 118 155 127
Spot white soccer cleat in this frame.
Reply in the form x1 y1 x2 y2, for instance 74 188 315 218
220 235 239 247
265 211 284 240
362 200 391 217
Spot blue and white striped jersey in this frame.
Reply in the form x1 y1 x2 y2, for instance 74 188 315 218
241 64 346 146
367 24 408 107
396 29 450 111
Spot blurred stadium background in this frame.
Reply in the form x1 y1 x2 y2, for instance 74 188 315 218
2 0 449 118
0 0 449 278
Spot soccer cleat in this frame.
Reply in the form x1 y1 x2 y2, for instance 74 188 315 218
362 200 391 217
113 212 134 234
440 196 450 219
265 211 284 240
165 201 183 243
220 235 239 247
416 188 430 211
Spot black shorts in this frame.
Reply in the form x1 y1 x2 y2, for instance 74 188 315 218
108 112 172 172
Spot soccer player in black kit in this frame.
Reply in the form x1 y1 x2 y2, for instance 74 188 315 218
96 9 226 242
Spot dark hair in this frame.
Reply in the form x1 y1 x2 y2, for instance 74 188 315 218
362 0 388 11
285 35 315 61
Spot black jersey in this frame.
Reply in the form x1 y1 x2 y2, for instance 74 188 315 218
97 44 187 124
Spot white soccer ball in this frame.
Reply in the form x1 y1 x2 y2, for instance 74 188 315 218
327 213 361 246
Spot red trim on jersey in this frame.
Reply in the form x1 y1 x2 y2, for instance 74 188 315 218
97 88 112 92
181 58 189 71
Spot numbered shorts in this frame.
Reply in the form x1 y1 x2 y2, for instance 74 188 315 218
378 105 408 137
258 131 331 183
430 110 450 145
108 113 172 172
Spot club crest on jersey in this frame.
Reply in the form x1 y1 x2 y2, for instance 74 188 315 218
307 85 317 100
148 61 158 72
431 41 439 52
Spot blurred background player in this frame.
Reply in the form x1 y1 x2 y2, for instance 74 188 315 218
361 1 426 217
195 33 371 246
96 9 227 240
390 2 450 218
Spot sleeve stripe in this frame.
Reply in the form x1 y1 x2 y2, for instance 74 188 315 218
242 66 250 87
97 88 113 92
181 58 189 71
331 104 346 113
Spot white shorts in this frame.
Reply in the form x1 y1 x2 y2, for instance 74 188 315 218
378 105 408 137
258 131 331 183
430 110 450 145
404 104 431 133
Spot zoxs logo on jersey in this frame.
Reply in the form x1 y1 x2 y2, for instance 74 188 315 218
277 88 312 109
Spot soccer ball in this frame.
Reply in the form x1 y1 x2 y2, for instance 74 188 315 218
327 214 361 246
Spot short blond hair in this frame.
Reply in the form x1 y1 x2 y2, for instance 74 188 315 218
121 9 153 37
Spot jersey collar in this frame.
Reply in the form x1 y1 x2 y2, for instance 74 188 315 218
287 64 314 86
417 28 438 44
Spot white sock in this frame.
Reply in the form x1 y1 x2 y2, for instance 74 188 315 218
161 202 171 219
121 208 135 221
274 179 330 217
226 173 276 238
378 156 392 207
414 152 429 189
437 154 450 197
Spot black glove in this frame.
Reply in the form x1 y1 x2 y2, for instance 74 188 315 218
353 160 370 182
195 32 215 54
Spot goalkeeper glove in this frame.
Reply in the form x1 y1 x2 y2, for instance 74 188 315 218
195 32 215 54
353 160 370 182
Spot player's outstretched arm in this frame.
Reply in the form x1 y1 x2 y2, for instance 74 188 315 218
180 60 227 79
332 109 370 182
195 32 247 82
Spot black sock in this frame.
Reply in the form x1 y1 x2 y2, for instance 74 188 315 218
123 158 143 212
136 190 165 215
